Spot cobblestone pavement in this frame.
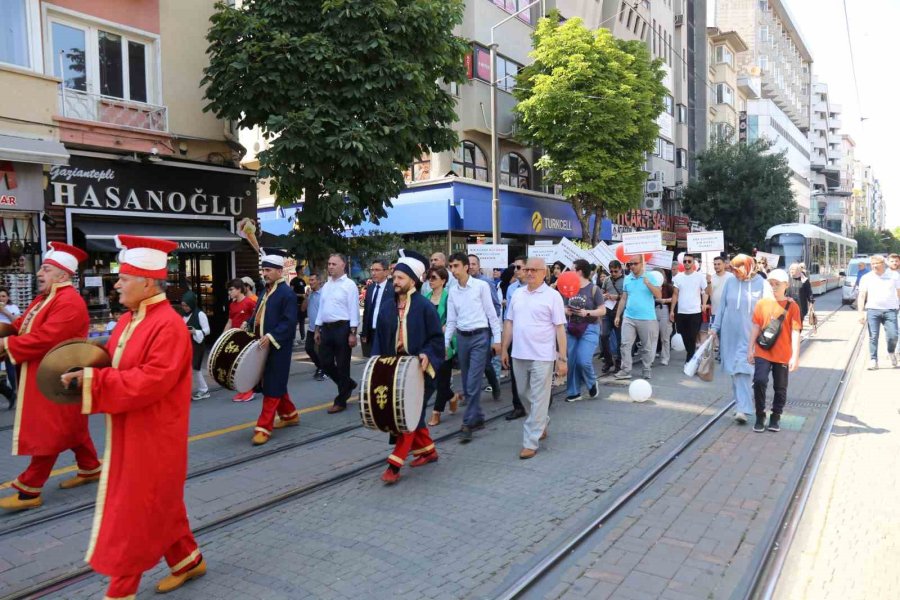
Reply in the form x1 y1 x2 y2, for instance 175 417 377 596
523 296 861 600
775 317 900 600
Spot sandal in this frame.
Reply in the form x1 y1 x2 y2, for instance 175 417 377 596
449 393 460 414
427 411 441 427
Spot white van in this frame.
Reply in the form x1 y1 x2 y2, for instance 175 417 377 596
842 258 871 304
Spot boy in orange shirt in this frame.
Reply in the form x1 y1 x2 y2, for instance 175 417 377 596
748 269 801 432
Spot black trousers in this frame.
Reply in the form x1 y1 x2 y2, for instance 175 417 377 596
753 357 789 416
509 338 522 411
304 330 320 370
675 312 703 361
432 359 455 413
319 322 354 405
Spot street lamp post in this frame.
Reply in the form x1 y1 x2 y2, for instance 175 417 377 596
489 0 543 244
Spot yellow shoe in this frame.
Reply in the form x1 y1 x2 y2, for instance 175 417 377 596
251 431 269 445
273 415 300 429
155 558 206 593
59 473 101 489
0 494 42 511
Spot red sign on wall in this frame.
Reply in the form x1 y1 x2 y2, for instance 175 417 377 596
464 52 474 80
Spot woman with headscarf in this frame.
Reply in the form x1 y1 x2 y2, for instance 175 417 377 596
709 254 769 424
787 262 815 324
181 293 211 401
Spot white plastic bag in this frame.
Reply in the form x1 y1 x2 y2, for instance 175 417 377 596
683 336 713 378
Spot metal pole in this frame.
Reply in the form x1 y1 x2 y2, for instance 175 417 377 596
490 43 501 245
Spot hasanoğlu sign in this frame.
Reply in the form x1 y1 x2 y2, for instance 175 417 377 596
46 156 255 217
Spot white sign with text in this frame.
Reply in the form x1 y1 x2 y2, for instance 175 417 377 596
555 238 593 269
528 245 559 264
622 230 664 254
755 251 780 269
589 242 617 272
647 250 675 270
467 244 509 270
687 231 725 254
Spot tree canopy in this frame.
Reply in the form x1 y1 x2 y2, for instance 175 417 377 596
682 139 798 252
513 12 667 244
202 0 468 265
854 226 900 255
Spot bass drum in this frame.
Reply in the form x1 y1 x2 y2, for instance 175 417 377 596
208 328 268 393
359 355 424 434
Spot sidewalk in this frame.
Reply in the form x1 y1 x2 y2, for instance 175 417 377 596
775 328 900 600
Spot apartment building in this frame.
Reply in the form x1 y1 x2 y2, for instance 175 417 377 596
706 27 755 142
808 80 848 235
1 0 258 334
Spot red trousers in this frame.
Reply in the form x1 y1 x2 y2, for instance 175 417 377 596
104 531 201 598
12 440 101 496
255 394 298 435
387 427 435 468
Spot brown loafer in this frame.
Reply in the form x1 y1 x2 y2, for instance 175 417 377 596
156 558 206 593
251 431 269 446
273 415 300 429
0 494 42 511
59 473 101 489
326 405 346 414
519 448 537 460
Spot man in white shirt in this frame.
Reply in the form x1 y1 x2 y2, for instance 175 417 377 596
857 254 900 369
710 256 734 325
445 252 502 443
360 259 389 358
670 253 711 362
315 254 361 413
501 258 567 459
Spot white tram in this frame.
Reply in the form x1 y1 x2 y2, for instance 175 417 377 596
764 224 857 295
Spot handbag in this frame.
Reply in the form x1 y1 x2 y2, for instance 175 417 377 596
0 220 10 268
566 285 600 339
23 218 40 255
756 299 793 350
9 219 23 260
684 336 713 377
696 340 715 382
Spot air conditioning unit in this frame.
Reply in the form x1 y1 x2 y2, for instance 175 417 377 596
674 14 684 26
643 196 662 210
646 180 663 194
653 170 665 183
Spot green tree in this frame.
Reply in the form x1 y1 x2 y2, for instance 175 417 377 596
513 12 667 244
202 0 468 266
682 139 797 253
853 227 882 254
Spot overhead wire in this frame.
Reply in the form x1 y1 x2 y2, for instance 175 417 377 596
841 0 864 121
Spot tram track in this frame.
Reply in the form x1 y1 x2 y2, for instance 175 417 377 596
3 297 850 600
492 301 856 600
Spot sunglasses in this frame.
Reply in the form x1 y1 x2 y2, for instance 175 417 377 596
514 265 522 270
428 275 440 281
522 268 543 273
683 260 694 264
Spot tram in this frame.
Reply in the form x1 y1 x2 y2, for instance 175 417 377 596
764 224 857 295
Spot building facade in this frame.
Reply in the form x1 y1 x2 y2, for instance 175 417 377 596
706 27 753 143
807 80 848 235
2 0 259 335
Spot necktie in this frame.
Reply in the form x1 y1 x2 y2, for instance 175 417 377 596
371 283 381 328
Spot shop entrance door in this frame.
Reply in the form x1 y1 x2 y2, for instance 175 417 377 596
183 254 230 341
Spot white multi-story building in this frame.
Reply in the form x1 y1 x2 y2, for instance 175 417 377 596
808 80 847 235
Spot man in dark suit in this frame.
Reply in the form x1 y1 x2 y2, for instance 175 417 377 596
360 259 390 358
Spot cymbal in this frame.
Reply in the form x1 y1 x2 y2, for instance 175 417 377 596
0 323 14 338
37 339 112 404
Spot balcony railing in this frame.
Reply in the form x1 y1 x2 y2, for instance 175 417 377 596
58 86 168 133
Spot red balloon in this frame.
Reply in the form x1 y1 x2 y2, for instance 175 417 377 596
678 263 685 272
614 243 653 265
556 271 581 298
614 243 627 263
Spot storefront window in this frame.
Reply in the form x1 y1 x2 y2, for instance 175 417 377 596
500 153 530 189
453 141 488 182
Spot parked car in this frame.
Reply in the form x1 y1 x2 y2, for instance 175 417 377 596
841 257 871 305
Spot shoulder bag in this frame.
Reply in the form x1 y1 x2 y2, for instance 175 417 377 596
756 298 793 350
22 217 39 255
566 285 600 339
9 219 23 260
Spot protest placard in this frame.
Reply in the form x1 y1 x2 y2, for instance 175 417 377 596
687 231 725 254
555 237 593 268
755 251 780 269
528 245 559 264
647 250 674 270
589 242 617 272
622 230 664 254
466 244 509 270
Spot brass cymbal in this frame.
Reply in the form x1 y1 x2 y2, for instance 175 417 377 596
0 323 14 338
37 340 112 405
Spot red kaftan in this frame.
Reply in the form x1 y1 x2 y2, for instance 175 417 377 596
6 282 92 456
81 294 199 576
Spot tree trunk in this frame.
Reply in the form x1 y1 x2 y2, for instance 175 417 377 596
591 204 603 245
570 193 591 244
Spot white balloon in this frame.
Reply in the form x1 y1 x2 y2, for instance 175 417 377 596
629 379 652 402
646 271 664 286
671 333 685 352
677 252 686 264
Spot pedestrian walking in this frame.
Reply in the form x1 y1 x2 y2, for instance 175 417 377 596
241 276 258 303
501 258 567 459
315 253 360 413
61 235 206 598
227 278 258 402
425 266 460 426
654 268 674 366
292 274 307 342
361 259 390 358
710 254 769 425
564 260 605 402
372 250 444 484
614 255 662 380
445 252 501 443
0 243 101 512
857 254 900 369
302 273 325 380
181 293 211 401
468 253 503 399
787 262 815 324
600 260 625 375
710 255 734 328
670 253 711 362
504 256 528 420
748 269 802 432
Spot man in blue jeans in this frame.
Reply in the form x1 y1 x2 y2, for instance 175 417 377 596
446 253 502 443
600 260 625 374
857 254 900 369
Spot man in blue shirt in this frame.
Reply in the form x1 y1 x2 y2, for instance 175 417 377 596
613 255 662 380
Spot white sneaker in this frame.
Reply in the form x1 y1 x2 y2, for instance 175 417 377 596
868 359 878 370
891 354 898 368
734 412 748 424
192 391 210 400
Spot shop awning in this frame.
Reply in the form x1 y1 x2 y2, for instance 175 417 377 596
0 134 69 165
75 220 243 253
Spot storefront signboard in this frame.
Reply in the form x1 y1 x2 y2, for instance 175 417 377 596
83 276 103 287
687 231 724 254
0 162 44 212
622 230 664 255
466 244 508 270
611 224 634 242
